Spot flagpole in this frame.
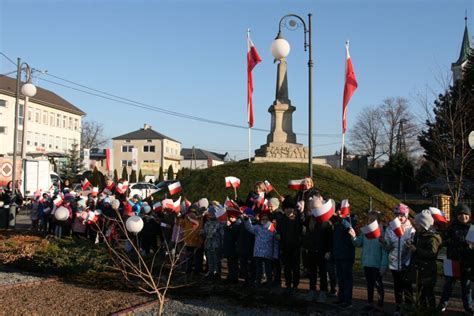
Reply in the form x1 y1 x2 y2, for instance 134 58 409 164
341 40 349 169
340 132 345 168
247 28 251 163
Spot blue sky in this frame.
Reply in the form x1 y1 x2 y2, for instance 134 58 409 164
1 0 472 160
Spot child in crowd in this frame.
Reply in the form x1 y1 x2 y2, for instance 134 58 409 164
223 208 241 283
350 210 387 311
139 205 160 255
182 206 203 275
268 197 284 288
202 206 224 279
237 208 256 286
381 203 416 315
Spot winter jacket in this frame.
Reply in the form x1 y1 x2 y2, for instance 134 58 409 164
223 219 241 258
353 227 388 269
332 218 355 262
203 219 224 251
280 213 304 253
237 220 255 258
140 214 160 238
444 220 474 279
303 216 332 254
383 219 416 271
244 218 276 260
410 230 442 287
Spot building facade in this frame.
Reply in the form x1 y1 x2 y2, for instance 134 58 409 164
0 75 85 158
181 147 230 169
112 124 181 180
452 19 472 83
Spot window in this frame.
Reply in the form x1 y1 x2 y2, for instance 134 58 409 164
143 160 156 163
122 145 134 152
18 104 24 126
69 117 73 130
121 160 132 167
27 109 32 121
17 130 22 149
146 139 152 143
74 119 78 131
34 133 40 146
0 127 6 134
166 147 169 153
41 134 47 148
62 137 67 151
35 109 40 123
0 100 6 107
143 145 155 152
50 114 54 126
56 114 60 127
43 111 48 125
125 139 131 143
63 115 67 128
56 136 60 149
27 131 32 145
49 135 54 148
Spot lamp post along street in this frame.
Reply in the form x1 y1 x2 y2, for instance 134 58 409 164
272 13 313 177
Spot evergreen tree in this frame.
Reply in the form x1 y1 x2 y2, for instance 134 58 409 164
121 166 129 181
167 165 175 180
113 169 119 183
158 167 164 182
382 153 415 193
130 170 137 183
60 143 83 180
138 169 144 182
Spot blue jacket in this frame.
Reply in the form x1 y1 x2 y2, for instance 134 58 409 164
353 227 388 269
332 218 355 262
244 218 276 260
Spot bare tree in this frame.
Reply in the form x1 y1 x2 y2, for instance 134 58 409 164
81 120 108 149
349 106 385 166
380 97 420 158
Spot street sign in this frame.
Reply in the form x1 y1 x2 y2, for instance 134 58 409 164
469 131 474 149
1 162 13 177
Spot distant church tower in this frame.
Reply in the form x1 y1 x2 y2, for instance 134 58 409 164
452 16 472 83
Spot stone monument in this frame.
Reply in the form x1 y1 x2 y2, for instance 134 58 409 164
254 57 309 162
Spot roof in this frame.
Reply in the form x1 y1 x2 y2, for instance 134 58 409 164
112 127 180 143
0 75 86 116
181 148 226 161
453 23 472 67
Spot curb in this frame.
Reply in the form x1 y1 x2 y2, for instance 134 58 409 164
0 278 56 291
110 299 161 316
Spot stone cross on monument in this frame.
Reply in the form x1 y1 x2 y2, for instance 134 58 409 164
254 57 309 162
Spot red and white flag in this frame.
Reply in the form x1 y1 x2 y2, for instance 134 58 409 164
342 41 358 134
168 181 182 196
443 259 461 278
153 202 162 212
389 217 405 238
429 207 448 223
162 199 174 210
53 195 63 207
116 181 129 194
225 176 241 189
105 148 111 172
82 178 91 190
361 220 381 240
340 199 350 218
225 197 240 210
267 222 276 233
264 180 273 192
91 187 99 197
311 199 335 223
172 197 182 213
247 31 262 128
288 179 305 191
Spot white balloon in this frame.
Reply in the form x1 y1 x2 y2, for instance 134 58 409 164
126 215 144 233
54 206 69 221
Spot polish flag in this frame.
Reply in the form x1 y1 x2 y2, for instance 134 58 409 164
172 197 181 213
340 199 350 218
225 197 240 210
53 196 63 207
429 207 448 223
153 202 162 212
264 180 273 192
82 178 91 190
188 216 200 229
268 222 276 233
86 210 101 225
389 217 405 238
215 205 227 223
247 31 262 128
443 259 461 278
288 179 305 191
311 199 335 223
91 187 99 197
168 181 182 196
225 176 241 188
342 41 358 134
361 220 381 240
162 199 174 210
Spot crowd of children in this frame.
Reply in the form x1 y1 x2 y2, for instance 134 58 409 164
23 176 474 315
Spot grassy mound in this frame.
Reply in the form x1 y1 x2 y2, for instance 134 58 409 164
180 161 400 220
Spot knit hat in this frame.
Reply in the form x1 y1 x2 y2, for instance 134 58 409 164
111 199 120 210
393 203 410 215
455 204 471 217
269 198 280 209
198 198 209 210
143 205 152 214
415 210 434 231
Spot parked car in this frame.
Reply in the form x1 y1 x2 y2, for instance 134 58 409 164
129 182 163 199
420 177 474 198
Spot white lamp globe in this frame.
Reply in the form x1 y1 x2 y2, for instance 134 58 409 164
54 206 69 221
21 83 37 97
271 38 291 60
126 215 144 234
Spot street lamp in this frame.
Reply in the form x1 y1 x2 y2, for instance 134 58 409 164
271 13 313 178
10 58 36 228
